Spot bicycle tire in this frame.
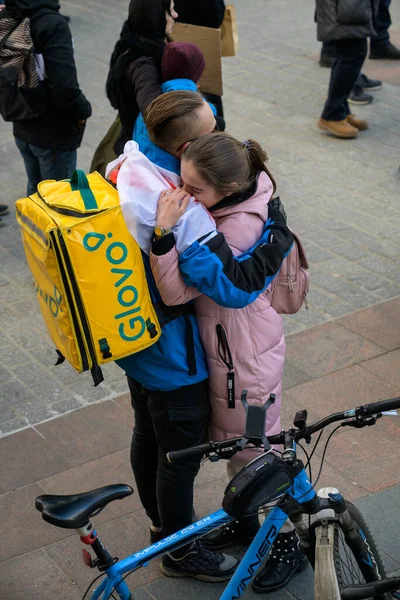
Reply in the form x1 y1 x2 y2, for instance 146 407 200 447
333 501 392 600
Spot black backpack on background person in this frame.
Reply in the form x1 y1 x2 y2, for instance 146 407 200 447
0 9 46 122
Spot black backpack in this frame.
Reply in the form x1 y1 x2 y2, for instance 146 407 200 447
0 10 44 122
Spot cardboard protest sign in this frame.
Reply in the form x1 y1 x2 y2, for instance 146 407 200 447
172 22 223 96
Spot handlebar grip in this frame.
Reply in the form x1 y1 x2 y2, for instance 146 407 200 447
167 443 212 463
358 397 400 416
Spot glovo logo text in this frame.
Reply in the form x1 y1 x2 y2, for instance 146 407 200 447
35 281 63 318
83 231 146 342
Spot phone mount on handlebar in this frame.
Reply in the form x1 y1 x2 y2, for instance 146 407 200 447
236 392 276 452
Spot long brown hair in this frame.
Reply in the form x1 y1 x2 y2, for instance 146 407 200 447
182 132 276 195
144 90 205 152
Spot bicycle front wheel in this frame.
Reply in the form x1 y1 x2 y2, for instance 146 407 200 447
334 501 392 600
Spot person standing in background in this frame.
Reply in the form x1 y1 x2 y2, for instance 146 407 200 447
2 0 91 195
106 0 177 156
316 0 379 139
174 0 226 117
319 0 399 105
320 0 400 66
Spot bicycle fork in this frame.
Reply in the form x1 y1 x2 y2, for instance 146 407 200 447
291 487 385 599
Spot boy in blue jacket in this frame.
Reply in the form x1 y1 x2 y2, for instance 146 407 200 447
116 45 292 582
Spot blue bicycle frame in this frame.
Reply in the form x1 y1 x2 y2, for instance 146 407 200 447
91 464 316 600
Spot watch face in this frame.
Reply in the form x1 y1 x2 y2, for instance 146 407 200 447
154 227 171 238
155 227 171 237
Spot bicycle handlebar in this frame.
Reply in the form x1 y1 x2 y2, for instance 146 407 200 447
167 397 400 463
357 397 400 416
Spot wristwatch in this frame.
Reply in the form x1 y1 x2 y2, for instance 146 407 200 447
154 226 172 238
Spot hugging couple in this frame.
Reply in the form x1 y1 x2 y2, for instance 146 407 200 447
109 43 301 593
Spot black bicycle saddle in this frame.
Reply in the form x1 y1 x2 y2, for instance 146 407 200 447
35 484 133 529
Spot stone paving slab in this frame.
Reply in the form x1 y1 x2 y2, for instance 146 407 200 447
0 0 399 433
0 297 399 599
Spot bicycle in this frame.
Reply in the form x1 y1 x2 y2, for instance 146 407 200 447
35 395 400 600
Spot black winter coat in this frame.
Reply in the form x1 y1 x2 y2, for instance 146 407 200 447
106 22 164 156
10 0 92 151
315 0 379 42
174 0 226 29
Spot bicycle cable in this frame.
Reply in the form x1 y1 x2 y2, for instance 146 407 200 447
82 572 105 600
304 430 324 473
297 441 312 482
311 425 341 490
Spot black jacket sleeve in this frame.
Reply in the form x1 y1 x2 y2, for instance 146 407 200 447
37 14 92 121
175 0 226 29
128 57 162 114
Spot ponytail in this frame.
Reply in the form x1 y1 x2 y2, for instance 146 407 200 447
243 139 277 194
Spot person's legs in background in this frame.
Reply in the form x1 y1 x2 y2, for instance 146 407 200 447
14 138 77 196
15 137 43 196
320 41 383 106
32 144 77 184
370 0 400 59
318 38 368 138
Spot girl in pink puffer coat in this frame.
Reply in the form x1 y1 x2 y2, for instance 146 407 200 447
150 134 304 588
151 134 284 467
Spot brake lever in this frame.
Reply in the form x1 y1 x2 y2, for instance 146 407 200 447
341 414 380 429
205 445 241 463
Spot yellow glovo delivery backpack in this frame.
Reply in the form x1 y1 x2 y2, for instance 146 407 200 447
16 170 161 385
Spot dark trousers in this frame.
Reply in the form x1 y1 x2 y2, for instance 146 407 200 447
322 0 392 56
15 137 77 196
371 0 391 48
128 377 209 537
321 38 368 121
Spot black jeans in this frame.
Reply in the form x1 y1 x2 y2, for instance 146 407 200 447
371 0 391 48
128 377 210 537
321 38 368 122
15 138 77 196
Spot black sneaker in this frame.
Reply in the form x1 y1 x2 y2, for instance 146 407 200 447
252 531 308 594
202 515 260 550
348 88 373 105
358 73 382 91
370 42 400 60
160 541 238 582
0 204 9 216
319 54 335 68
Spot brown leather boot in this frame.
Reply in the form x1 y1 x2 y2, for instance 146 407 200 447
318 118 358 138
347 114 369 131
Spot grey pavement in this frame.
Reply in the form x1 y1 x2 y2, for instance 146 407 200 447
133 486 400 600
0 0 399 435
